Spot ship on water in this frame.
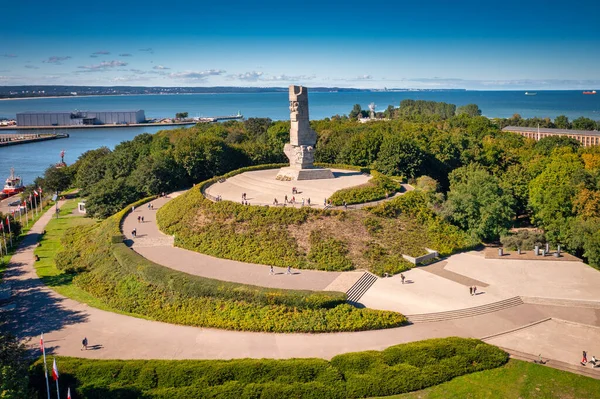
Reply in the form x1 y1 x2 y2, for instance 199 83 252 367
583 90 597 95
524 92 537 96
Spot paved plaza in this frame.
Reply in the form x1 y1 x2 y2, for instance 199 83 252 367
205 168 371 208
1 193 599 377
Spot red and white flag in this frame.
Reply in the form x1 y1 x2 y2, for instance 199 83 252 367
40 333 45 354
29 194 32 203
5 216 9 227
67 387 71 399
52 358 59 381
33 190 39 197
39 186 43 194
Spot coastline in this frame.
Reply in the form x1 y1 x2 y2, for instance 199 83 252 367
0 121 198 131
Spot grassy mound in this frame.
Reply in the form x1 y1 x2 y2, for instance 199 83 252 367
51 199 405 333
30 338 508 399
158 168 472 276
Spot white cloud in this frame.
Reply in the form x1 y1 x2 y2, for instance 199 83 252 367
44 56 71 64
119 53 133 57
153 65 170 70
262 74 316 82
168 69 226 80
77 60 129 70
228 71 264 81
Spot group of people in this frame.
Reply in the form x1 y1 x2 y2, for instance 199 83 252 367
269 265 293 275
214 195 223 202
137 215 145 223
581 351 600 367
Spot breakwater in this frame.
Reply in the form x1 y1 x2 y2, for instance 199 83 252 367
0 121 197 131
0 133 69 147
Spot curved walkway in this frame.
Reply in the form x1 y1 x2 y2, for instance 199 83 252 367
125 194 344 291
0 198 596 375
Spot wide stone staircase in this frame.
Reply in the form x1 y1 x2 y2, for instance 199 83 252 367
406 296 524 323
346 272 378 303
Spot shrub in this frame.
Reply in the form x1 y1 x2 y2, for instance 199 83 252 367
328 170 401 206
29 338 508 399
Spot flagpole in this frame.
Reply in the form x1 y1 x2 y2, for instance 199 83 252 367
41 334 51 399
25 201 29 226
34 194 38 216
6 217 12 247
52 358 60 399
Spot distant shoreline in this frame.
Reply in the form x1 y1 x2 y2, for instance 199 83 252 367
0 121 198 131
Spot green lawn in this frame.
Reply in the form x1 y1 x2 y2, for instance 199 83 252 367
385 359 600 399
0 200 54 281
32 199 138 315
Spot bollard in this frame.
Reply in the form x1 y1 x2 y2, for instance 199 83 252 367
557 245 561 256
517 248 521 255
498 248 503 257
534 245 539 256
554 252 559 258
542 249 546 256
545 243 549 253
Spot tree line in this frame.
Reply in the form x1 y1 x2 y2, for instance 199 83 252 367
34 102 600 267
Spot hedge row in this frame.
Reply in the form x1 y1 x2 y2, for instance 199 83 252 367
328 171 402 206
55 200 406 332
30 338 509 398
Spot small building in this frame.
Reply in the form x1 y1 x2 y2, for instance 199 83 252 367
16 110 146 127
503 126 600 147
77 201 87 214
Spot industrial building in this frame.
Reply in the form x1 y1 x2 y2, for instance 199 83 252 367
502 126 600 147
16 110 146 127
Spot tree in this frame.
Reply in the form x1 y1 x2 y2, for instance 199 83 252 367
337 131 383 167
534 135 581 156
175 112 189 119
456 104 482 117
243 117 272 139
73 147 111 194
554 115 571 129
375 135 425 178
349 104 363 119
572 117 597 131
0 328 31 398
42 164 73 194
528 149 584 242
443 163 515 241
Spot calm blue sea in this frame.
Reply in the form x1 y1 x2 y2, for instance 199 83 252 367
0 90 599 184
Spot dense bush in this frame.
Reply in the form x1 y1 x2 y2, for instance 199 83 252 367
328 171 402 206
29 338 508 399
55 201 406 333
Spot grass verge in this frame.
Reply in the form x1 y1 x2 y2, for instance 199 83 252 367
387 358 600 399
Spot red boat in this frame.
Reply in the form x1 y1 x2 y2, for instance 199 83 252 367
583 90 597 95
3 168 25 196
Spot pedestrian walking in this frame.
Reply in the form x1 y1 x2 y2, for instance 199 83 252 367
307 198 311 206
270 266 274 275
301 198 305 207
141 216 144 223
473 286 477 295
148 203 151 210
131 206 135 213
343 201 347 210
137 216 141 223
81 337 88 351
132 228 137 238
284 195 288 204
324 198 327 206
469 286 473 295
400 273 405 284
150 204 154 210
582 350 588 365
287 266 291 274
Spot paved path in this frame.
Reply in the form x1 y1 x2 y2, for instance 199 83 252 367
0 197 598 377
124 194 342 291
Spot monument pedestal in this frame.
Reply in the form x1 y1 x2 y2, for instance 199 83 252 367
276 167 334 181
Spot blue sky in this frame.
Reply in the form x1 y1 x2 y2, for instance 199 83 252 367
1 0 599 89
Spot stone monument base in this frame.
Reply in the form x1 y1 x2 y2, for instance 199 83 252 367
276 167 334 181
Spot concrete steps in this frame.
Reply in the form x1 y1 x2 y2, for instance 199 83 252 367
406 296 524 323
346 272 378 303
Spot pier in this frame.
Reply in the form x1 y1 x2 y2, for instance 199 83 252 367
0 133 69 147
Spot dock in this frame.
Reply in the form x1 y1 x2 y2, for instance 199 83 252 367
0 133 69 147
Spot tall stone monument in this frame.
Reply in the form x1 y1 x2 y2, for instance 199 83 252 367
276 85 334 180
